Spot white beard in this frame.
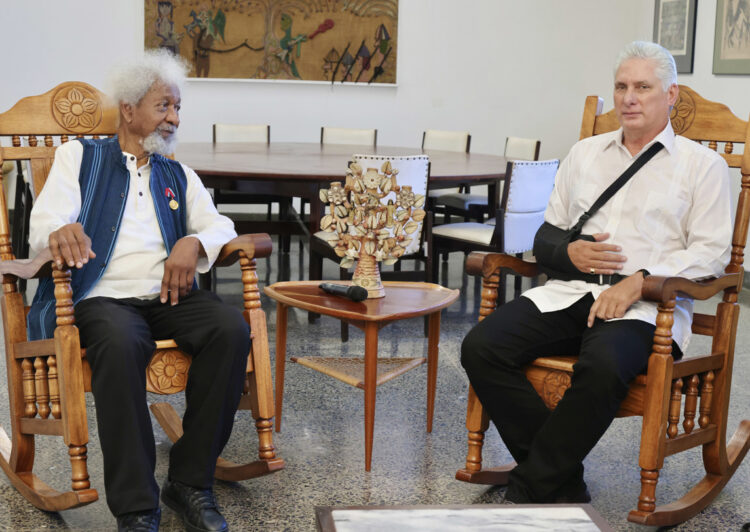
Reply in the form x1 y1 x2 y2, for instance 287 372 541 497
142 129 178 156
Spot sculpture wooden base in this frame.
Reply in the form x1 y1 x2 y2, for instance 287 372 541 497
352 253 385 298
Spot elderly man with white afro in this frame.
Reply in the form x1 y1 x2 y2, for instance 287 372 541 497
28 49 246 532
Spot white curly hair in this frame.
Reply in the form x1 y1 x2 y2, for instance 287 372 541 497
614 41 677 91
108 48 188 106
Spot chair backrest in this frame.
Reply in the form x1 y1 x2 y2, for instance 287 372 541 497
351 154 430 256
0 81 118 261
496 159 559 254
504 136 541 160
213 123 270 144
321 126 377 147
580 85 750 279
422 129 471 153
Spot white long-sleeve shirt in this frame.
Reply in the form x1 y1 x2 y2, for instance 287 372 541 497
523 121 732 351
29 140 237 300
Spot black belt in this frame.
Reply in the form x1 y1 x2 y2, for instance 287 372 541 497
549 272 627 286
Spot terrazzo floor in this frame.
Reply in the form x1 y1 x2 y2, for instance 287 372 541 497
1 235 749 531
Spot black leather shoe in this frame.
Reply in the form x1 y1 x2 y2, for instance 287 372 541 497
116 508 161 532
553 481 592 503
161 478 228 532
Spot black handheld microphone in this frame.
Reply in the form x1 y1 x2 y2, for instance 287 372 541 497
318 282 368 302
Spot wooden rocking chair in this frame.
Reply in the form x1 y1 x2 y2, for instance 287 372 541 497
455 86 750 526
0 81 284 512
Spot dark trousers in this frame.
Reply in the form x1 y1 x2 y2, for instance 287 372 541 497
461 293 681 503
74 290 250 516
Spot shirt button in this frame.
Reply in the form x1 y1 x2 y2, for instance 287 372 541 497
130 156 135 161
139 192 143 196
111 226 116 232
120 192 125 198
138 172 141 177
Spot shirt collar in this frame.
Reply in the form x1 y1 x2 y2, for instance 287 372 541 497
606 120 676 156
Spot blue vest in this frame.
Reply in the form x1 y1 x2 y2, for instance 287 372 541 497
27 137 189 340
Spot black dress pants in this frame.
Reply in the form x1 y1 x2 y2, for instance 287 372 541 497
74 289 250 516
461 293 681 503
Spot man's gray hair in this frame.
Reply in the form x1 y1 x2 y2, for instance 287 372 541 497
614 41 677 91
108 49 188 106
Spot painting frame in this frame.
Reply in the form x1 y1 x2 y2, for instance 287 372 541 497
653 0 697 73
713 0 750 74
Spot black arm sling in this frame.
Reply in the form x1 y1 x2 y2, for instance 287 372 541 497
532 141 663 283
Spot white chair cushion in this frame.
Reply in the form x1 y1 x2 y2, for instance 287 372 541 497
214 123 269 143
504 136 540 160
432 222 495 245
423 129 470 152
322 127 376 146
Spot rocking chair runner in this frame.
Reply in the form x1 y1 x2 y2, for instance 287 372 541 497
455 86 750 527
0 81 284 512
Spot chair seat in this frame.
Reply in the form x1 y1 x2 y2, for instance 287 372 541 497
431 222 494 245
435 190 491 210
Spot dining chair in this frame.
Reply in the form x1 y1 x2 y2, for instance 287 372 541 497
435 136 541 223
455 85 750 527
0 82 284 512
308 153 431 339
211 123 295 259
320 126 377 147
423 130 472 215
429 159 559 300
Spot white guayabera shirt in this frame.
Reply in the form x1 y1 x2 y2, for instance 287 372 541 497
29 140 237 301
523 121 732 351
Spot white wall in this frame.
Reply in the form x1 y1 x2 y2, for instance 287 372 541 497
1 0 747 160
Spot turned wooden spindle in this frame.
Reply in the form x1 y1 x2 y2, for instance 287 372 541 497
28 135 37 147
682 374 700 434
479 271 500 321
44 135 53 147
48 355 62 419
652 301 675 355
725 141 733 154
34 357 51 419
708 140 717 151
240 253 260 312
637 469 659 513
53 268 75 327
667 378 682 438
255 418 277 460
61 134 69 144
11 134 20 147
465 430 485 472
21 358 37 417
698 371 714 428
68 445 91 491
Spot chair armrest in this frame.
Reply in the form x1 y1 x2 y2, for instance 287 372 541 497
641 272 740 304
214 233 273 267
0 248 55 280
466 251 539 279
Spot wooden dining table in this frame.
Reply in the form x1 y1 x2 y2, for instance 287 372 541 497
174 141 509 240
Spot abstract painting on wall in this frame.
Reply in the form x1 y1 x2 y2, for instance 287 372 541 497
144 0 398 84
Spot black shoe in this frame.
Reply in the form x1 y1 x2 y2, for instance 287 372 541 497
553 481 592 504
161 478 228 532
116 508 161 532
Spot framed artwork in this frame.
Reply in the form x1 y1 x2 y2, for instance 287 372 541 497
144 0 398 84
653 0 697 73
713 0 750 74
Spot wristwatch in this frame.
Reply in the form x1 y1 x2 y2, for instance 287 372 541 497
637 268 651 279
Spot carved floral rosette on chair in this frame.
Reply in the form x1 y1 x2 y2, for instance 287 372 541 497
318 155 429 298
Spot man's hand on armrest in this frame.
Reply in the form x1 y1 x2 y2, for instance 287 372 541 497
587 270 647 327
161 236 204 306
49 223 96 269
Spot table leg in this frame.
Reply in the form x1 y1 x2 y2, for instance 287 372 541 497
426 311 441 433
364 321 378 471
274 303 288 432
